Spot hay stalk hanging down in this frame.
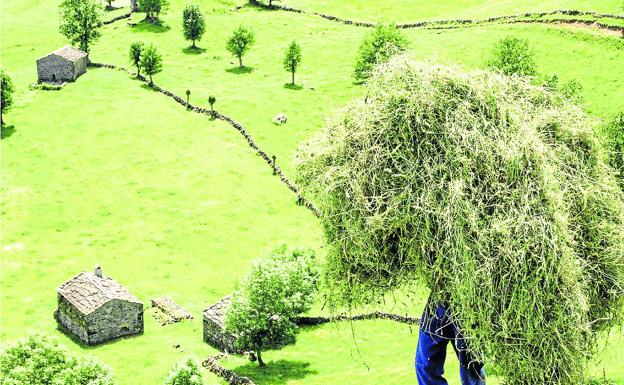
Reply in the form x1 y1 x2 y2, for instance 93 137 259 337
295 58 624 385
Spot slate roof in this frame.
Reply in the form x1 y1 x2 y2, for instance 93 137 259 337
57 272 142 315
39 46 88 63
203 295 231 329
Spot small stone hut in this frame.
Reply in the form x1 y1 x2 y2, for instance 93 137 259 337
37 46 88 84
203 296 241 353
56 267 143 345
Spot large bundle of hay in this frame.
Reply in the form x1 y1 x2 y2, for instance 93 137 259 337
295 58 624 384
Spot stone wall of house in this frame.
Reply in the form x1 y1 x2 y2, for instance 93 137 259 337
85 299 143 345
37 55 87 83
56 295 90 343
203 319 240 353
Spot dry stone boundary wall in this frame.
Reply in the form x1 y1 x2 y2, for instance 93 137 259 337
248 1 624 35
89 62 320 217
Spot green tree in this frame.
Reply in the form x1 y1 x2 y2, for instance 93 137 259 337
208 95 216 114
0 335 114 385
225 247 319 367
163 358 203 385
140 44 163 85
139 0 168 23
58 0 102 53
105 0 113 9
1 70 14 126
226 26 255 68
283 40 302 85
353 24 408 83
182 4 205 49
487 36 537 77
186 89 191 106
129 41 145 77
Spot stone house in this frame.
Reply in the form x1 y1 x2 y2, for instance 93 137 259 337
37 46 88 83
55 267 143 345
203 296 241 353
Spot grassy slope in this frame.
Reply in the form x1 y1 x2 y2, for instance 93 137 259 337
281 0 624 23
1 0 624 384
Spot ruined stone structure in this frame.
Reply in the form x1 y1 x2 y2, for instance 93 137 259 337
151 296 193 325
37 46 88 83
56 268 143 345
203 296 241 353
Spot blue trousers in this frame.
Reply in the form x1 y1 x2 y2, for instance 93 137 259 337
415 304 486 385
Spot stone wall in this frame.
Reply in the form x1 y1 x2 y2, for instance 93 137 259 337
85 299 143 345
202 354 257 385
203 318 240 353
37 55 87 83
56 295 90 343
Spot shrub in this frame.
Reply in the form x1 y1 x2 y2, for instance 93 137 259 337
225 246 319 366
163 358 202 385
353 24 408 83
602 112 624 187
0 334 114 385
487 35 537 77
1 70 14 126
295 58 624 385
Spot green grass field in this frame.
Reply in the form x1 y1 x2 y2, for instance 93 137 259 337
1 0 623 384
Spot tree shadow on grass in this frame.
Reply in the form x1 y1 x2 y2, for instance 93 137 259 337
226 66 255 74
232 360 318 385
182 47 207 55
1 125 15 139
139 83 159 92
130 20 171 33
283 83 303 90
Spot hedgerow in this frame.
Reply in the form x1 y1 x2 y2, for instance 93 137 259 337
295 58 624 385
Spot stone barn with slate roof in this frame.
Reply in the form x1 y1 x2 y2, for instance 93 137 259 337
37 46 88 83
55 267 143 345
203 296 241 353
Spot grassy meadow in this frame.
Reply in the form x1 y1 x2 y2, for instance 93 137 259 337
1 0 623 384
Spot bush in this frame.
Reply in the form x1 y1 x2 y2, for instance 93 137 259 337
296 58 624 385
353 24 408 83
602 112 624 186
163 358 202 385
1 70 14 125
225 246 319 366
487 35 537 77
0 334 114 385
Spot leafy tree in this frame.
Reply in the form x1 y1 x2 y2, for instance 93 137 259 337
129 41 145 77
487 36 537 77
140 44 163 85
226 26 255 68
1 70 14 126
208 95 216 114
186 89 191 106
0 334 114 385
182 4 205 49
58 0 102 53
225 247 319 367
283 40 302 85
105 0 113 9
139 0 168 23
163 358 203 385
353 24 408 83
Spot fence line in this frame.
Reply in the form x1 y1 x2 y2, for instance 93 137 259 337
89 62 320 217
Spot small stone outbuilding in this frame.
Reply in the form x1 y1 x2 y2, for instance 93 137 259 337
37 46 88 84
55 267 143 345
203 296 241 353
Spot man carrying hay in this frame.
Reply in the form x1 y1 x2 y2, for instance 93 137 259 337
416 303 485 384
296 58 624 385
